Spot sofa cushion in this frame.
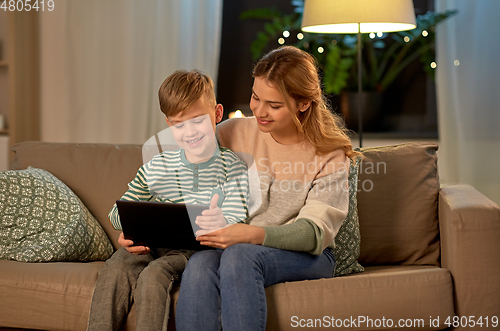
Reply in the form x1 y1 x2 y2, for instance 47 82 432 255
0 259 104 330
356 142 440 266
0 167 113 262
0 258 141 331
333 155 363 276
10 142 145 250
265 266 454 330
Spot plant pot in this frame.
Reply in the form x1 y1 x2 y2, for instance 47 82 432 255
340 91 384 132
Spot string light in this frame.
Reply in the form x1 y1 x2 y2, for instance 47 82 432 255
369 32 376 39
318 47 324 53
422 30 429 37
331 39 337 45
430 62 437 69
377 31 383 37
297 33 304 40
278 38 285 45
454 60 460 66
404 36 410 42
283 30 290 38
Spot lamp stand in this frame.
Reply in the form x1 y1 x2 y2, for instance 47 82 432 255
357 23 363 148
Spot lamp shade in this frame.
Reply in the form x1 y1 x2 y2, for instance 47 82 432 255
302 0 416 34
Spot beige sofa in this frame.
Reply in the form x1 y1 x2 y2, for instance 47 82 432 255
1 141 499 331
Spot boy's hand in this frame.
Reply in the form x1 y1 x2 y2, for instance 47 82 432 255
195 194 226 235
118 232 150 255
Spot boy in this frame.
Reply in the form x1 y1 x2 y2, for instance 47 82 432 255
87 70 249 331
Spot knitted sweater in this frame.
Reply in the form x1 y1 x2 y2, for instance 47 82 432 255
216 117 349 255
109 147 249 231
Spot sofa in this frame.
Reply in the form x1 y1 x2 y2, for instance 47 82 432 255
0 141 499 331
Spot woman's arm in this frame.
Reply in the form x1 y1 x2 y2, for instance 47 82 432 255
291 169 350 253
196 223 265 248
197 168 349 255
261 219 323 254
197 217 324 255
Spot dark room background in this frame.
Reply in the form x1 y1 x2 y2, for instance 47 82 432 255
216 0 437 138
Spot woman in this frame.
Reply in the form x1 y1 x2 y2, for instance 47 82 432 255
175 46 360 331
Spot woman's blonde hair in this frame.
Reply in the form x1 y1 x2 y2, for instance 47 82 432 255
158 70 217 117
253 46 361 159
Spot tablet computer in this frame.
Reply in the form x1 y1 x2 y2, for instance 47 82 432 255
116 200 213 251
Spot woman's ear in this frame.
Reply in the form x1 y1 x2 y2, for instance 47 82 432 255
215 104 224 123
298 100 312 113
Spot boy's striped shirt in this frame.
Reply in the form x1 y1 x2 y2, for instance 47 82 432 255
109 147 248 230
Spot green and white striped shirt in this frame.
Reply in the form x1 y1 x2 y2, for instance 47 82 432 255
109 147 249 230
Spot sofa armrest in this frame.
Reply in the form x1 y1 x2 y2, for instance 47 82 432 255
439 184 500 327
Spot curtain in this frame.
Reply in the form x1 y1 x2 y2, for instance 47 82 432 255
435 0 500 205
40 0 223 144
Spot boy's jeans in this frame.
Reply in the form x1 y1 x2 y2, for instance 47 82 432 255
87 247 194 331
175 243 336 331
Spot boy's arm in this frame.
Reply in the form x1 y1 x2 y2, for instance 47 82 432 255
195 155 249 234
220 157 249 224
109 164 154 231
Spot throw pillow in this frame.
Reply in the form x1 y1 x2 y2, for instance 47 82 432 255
356 143 440 266
333 153 364 276
0 167 114 262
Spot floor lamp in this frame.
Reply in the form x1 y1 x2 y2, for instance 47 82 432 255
301 0 416 147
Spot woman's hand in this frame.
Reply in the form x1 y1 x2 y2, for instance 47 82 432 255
195 194 226 232
196 223 265 249
117 232 150 255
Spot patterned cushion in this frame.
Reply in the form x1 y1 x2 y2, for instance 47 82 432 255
0 167 114 262
333 154 364 276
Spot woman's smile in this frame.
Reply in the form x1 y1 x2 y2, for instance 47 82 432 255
250 77 304 144
256 118 273 126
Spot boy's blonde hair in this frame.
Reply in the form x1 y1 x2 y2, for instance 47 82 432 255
158 70 217 117
253 46 361 159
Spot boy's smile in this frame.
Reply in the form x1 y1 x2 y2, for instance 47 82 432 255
185 136 204 146
167 98 223 163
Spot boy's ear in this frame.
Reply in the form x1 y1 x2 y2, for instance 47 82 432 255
298 100 312 113
215 104 224 123
165 117 171 126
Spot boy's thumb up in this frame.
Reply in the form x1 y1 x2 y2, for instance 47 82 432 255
210 193 219 209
